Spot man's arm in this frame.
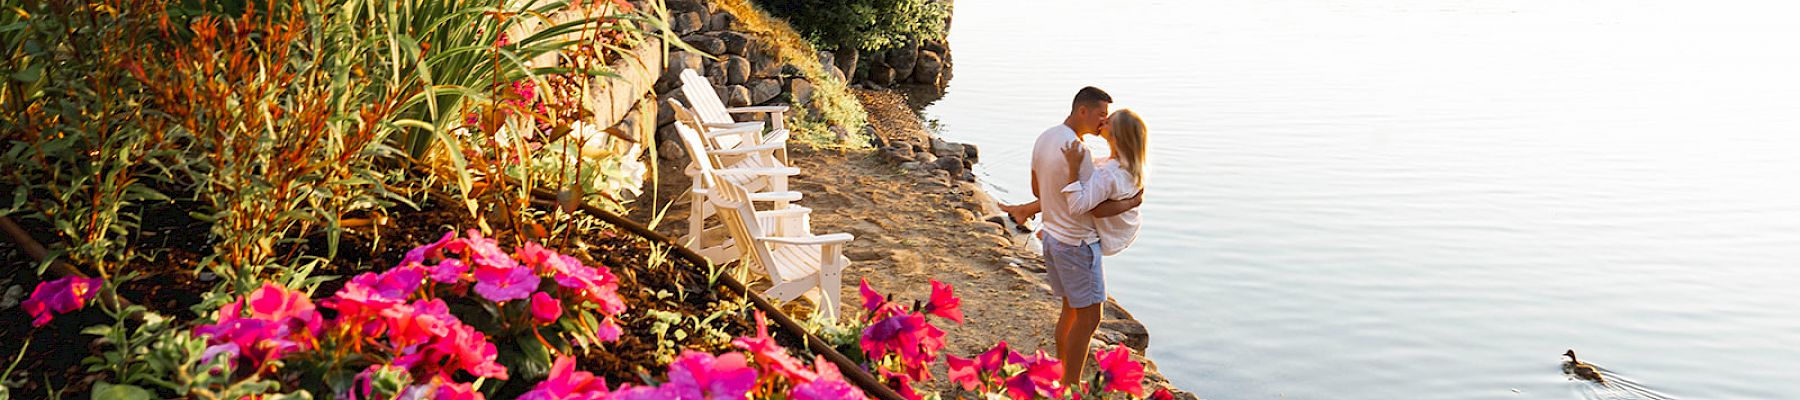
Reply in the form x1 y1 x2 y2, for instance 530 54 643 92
1030 170 1040 199
1089 189 1143 218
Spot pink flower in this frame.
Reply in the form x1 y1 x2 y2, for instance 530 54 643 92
429 258 468 284
791 378 865 400
924 279 964 323
979 341 1024 372
454 230 519 273
472 262 539 303
1151 388 1176 400
946 354 982 391
530 292 562 324
859 312 945 381
520 356 609 400
403 231 458 266
21 276 102 327
394 321 508 380
537 250 624 316
664 351 758 400
732 311 813 382
195 283 323 372
433 381 483 400
1094 346 1147 396
880 369 924 400
858 278 885 313
1004 350 1065 400
383 299 457 348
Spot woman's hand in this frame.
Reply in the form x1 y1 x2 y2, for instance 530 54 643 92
1062 141 1086 179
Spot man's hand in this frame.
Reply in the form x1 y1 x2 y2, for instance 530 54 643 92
1090 188 1144 218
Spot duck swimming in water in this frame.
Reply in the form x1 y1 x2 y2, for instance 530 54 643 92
1563 349 1608 385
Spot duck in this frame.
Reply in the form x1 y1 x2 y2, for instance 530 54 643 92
1563 349 1608 385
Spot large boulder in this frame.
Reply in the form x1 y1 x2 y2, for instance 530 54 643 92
833 48 860 82
887 41 919 82
934 155 965 177
868 65 895 86
683 34 726 56
913 50 944 85
658 51 704 92
671 11 704 35
717 31 751 56
921 39 947 53
723 55 751 85
706 10 737 31
786 78 814 106
748 47 782 78
702 60 725 86
717 85 751 107
746 79 782 105
665 0 707 14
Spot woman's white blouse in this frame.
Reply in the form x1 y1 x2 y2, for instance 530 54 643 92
1060 159 1142 256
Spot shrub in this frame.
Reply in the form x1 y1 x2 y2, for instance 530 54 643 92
755 0 948 52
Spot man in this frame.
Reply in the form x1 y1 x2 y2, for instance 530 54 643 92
1027 86 1143 388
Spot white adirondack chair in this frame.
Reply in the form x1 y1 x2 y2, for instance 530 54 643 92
708 177 853 320
672 105 806 263
678 69 791 163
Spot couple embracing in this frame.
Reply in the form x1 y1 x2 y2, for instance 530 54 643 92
1003 86 1150 387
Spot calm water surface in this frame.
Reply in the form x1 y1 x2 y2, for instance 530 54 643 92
919 1 1800 398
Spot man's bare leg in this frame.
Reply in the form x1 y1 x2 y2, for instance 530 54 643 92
1059 302 1104 389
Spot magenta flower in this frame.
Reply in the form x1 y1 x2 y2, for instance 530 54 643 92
1004 350 1065 400
21 276 102 327
403 231 458 266
529 292 562 324
1151 388 1176 400
382 299 457 348
664 351 758 400
880 369 924 400
791 378 865 400
858 278 885 313
732 311 813 382
453 230 519 273
924 279 964 323
433 381 483 400
429 258 468 284
542 252 625 316
195 283 323 372
860 312 946 381
605 385 671 400
520 356 609 400
1094 346 1147 396
946 354 981 391
979 341 1024 372
393 321 508 380
472 262 539 303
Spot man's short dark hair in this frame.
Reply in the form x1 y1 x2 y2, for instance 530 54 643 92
1072 86 1113 110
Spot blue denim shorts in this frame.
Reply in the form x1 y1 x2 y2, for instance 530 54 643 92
1042 233 1105 308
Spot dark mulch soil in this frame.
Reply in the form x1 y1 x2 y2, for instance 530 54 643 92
1 187 812 397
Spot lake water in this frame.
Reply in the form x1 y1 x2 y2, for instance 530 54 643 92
918 0 1800 398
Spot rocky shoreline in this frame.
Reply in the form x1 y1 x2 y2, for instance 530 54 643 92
854 91 1194 399
638 0 1195 397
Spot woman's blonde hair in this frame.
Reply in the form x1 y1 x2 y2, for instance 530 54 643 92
1107 109 1148 188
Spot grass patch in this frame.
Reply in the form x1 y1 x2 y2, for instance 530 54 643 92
712 0 872 148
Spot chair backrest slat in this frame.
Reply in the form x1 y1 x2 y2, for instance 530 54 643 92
671 105 719 191
708 179 781 280
678 69 748 149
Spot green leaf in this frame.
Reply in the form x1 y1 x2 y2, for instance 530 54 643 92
8 64 41 82
91 382 152 400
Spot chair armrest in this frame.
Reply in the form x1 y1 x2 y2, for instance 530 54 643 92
705 121 763 130
754 207 813 220
726 105 790 114
759 233 854 246
747 191 804 203
707 142 785 156
761 128 790 145
711 166 801 176
703 125 762 139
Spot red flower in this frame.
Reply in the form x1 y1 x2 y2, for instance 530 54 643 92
529 291 562 324
1004 350 1065 400
519 355 609 399
924 279 964 323
1094 346 1147 396
732 311 814 382
21 276 102 327
859 278 885 313
946 354 981 391
1151 388 1176 400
